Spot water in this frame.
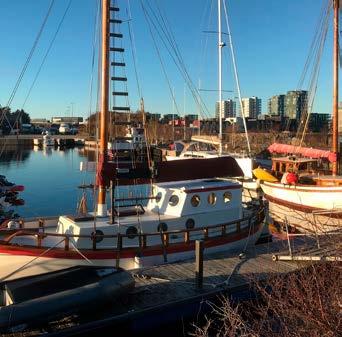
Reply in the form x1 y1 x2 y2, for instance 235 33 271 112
0 146 148 218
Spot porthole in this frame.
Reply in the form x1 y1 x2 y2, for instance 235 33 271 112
155 192 162 203
168 194 179 206
157 222 168 232
223 191 232 203
91 229 104 243
191 195 200 207
126 226 138 239
208 193 217 205
185 218 195 229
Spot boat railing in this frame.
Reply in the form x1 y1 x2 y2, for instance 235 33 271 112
2 206 264 252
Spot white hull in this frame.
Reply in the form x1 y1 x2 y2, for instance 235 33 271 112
0 227 262 281
261 181 342 233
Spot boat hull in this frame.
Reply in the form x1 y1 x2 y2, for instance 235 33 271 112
0 221 263 281
261 181 342 233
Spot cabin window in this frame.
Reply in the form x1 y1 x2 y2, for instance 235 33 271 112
168 194 179 206
157 222 168 232
91 230 104 243
191 195 200 207
186 218 195 229
126 226 138 239
155 192 162 203
223 191 232 203
208 193 216 205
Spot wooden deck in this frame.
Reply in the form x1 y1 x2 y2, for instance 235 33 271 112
39 235 341 337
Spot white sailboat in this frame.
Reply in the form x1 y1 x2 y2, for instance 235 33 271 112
258 0 342 234
165 0 258 200
0 0 265 281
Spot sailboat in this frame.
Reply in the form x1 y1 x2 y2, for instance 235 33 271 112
0 0 265 281
164 0 258 200
257 0 342 234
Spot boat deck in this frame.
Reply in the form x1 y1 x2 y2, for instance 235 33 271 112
14 234 340 336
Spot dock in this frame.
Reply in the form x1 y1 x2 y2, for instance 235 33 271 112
29 235 341 337
0 135 86 148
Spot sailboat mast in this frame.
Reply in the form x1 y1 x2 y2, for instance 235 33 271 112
98 0 110 216
332 0 339 175
218 0 223 156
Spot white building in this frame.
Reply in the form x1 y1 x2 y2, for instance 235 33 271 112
241 97 261 118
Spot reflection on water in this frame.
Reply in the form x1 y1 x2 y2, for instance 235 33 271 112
0 146 146 217
0 148 31 166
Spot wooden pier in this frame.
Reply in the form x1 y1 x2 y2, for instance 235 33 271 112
28 235 340 337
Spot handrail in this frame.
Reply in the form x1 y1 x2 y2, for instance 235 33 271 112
2 206 264 250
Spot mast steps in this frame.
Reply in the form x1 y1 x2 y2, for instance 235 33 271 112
112 121 134 126
111 62 125 67
112 91 129 96
110 33 123 38
109 7 119 12
110 47 124 52
111 76 127 81
110 19 122 24
113 107 130 111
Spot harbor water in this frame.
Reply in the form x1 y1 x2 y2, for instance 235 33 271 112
0 146 148 218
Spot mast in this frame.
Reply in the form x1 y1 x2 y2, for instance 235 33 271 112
218 0 223 156
332 0 339 175
97 0 110 216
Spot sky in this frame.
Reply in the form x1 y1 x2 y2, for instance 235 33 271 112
0 0 335 120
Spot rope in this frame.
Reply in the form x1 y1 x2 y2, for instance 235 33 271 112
22 0 73 109
1 237 65 281
222 0 251 155
0 0 55 129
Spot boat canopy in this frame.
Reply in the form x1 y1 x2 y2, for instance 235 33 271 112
96 156 244 186
268 143 337 163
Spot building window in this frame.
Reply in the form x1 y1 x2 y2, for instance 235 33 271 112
191 195 200 207
208 193 216 205
168 195 179 206
223 191 232 203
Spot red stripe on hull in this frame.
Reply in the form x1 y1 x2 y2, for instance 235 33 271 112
265 194 342 219
0 223 262 260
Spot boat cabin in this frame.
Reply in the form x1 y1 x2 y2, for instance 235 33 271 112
271 156 320 175
56 178 243 249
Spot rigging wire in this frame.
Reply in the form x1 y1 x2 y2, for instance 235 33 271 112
298 0 332 147
21 0 73 109
222 0 251 155
143 0 216 130
147 0 222 146
294 0 332 145
140 1 182 119
0 0 55 129
127 0 142 99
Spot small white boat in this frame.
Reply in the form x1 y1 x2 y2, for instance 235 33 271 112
33 132 55 147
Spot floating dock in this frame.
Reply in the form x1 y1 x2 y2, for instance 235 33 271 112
13 235 340 337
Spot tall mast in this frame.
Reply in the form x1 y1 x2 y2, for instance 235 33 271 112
218 0 223 155
332 0 339 175
97 0 110 216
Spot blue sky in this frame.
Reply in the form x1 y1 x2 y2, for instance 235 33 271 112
0 0 334 119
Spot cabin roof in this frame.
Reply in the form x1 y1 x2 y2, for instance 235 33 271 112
272 156 318 164
155 178 241 192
